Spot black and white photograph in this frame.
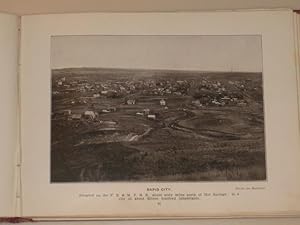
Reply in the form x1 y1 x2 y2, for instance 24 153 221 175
51 35 266 182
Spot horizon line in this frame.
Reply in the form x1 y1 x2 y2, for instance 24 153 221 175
51 66 262 74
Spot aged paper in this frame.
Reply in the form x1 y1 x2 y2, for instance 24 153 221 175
0 13 19 217
20 10 300 218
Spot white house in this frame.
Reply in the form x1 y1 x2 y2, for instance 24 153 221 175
93 93 100 98
192 99 202 107
127 99 136 105
147 114 156 120
160 99 166 106
71 114 82 120
84 111 97 119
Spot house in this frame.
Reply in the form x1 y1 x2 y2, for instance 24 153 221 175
108 107 117 112
84 111 97 120
85 84 93 90
101 121 117 127
212 99 221 105
70 81 78 85
57 81 63 86
136 112 144 116
143 108 150 115
93 93 100 98
65 88 76 93
147 114 156 120
127 99 136 105
160 99 166 106
192 99 202 107
101 90 108 95
129 85 136 91
221 96 230 100
120 86 126 91
63 109 72 115
102 107 116 113
238 101 247 106
71 114 82 120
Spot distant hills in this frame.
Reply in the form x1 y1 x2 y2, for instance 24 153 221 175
52 67 262 81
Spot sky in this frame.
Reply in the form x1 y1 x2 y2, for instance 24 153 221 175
51 35 262 72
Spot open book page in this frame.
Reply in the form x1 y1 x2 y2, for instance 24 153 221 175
0 13 19 217
20 10 300 218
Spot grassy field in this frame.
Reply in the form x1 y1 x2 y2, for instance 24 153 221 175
51 68 266 182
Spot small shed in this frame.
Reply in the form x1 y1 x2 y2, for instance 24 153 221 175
143 108 150 115
71 114 82 120
160 99 166 106
63 109 72 115
147 114 156 120
127 99 136 105
84 111 96 119
192 99 202 107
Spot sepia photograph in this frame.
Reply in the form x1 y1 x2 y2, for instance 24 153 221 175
51 35 266 182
